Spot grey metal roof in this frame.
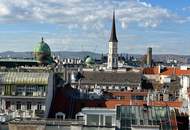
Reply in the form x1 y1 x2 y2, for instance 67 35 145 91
80 71 141 85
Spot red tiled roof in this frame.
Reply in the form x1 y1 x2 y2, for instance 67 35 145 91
161 68 176 75
105 99 182 108
143 67 190 76
175 69 190 75
143 67 159 74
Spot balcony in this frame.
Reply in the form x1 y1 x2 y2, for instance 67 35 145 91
35 110 45 117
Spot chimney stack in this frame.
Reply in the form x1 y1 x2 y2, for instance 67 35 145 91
147 47 152 67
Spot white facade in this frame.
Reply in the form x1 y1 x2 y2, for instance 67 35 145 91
180 76 190 100
179 76 190 117
107 41 118 69
80 107 116 127
180 65 190 70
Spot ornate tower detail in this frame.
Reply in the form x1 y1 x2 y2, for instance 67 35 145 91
107 11 118 70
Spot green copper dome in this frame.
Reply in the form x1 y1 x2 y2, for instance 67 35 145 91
85 56 95 65
34 38 51 54
33 38 53 65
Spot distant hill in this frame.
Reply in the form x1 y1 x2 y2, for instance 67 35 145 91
0 51 101 59
0 51 33 58
0 51 190 64
52 51 101 59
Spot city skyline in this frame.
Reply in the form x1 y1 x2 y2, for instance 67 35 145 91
0 0 190 54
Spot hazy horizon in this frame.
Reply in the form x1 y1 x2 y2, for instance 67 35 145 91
1 50 190 56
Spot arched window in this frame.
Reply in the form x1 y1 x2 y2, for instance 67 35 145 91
55 112 65 120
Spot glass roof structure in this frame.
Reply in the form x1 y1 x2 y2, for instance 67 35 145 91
0 72 49 85
116 105 174 130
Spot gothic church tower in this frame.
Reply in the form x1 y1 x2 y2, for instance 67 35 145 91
107 11 118 70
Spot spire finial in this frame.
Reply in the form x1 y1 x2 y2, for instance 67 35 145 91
41 37 44 42
109 10 118 42
113 9 115 18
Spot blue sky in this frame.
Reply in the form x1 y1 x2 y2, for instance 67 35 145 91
0 0 190 54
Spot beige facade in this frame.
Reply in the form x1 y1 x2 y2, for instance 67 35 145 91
0 71 53 121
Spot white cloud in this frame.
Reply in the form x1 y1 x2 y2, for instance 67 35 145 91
0 0 188 29
0 3 10 16
182 6 190 11
121 20 128 28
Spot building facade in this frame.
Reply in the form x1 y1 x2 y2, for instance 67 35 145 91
0 67 53 120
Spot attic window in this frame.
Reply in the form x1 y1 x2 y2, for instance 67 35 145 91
143 104 148 112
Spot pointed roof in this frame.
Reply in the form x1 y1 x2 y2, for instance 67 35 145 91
109 11 118 42
41 37 44 43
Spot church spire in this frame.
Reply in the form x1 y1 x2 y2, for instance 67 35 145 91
109 10 118 42
41 37 44 43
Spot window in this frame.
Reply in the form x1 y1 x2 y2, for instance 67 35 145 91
132 119 137 125
87 115 99 126
16 86 25 96
56 112 65 120
37 86 45 96
16 102 21 110
140 120 144 125
148 120 152 125
26 86 34 96
57 115 63 119
153 120 157 125
0 85 3 95
156 120 160 125
5 85 12 95
27 102 31 110
100 115 104 126
160 94 163 101
113 58 116 64
5 101 11 109
105 116 112 126
77 116 84 120
37 103 42 110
